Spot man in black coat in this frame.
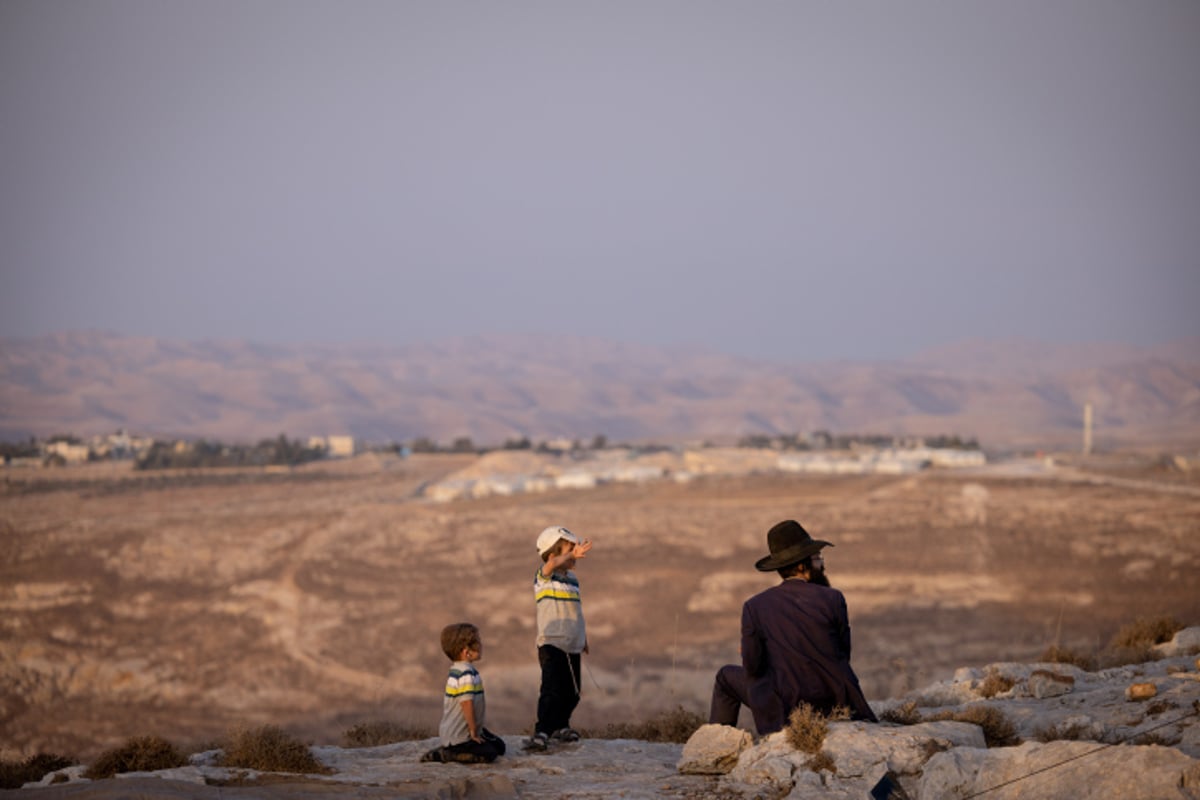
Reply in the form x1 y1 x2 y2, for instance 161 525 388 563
710 519 877 734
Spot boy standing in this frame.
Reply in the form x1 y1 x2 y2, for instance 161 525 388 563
526 525 593 751
421 623 506 764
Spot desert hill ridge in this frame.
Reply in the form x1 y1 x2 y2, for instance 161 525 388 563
15 629 1200 799
2 331 1198 449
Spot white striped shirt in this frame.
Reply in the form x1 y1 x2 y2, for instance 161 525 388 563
534 567 586 652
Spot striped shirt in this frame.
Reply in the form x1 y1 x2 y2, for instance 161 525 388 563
438 660 485 746
534 567 587 653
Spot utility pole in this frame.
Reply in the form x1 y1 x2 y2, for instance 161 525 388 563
1082 402 1093 456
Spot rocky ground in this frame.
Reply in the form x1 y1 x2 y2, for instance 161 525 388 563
13 629 1200 798
3 449 1198 771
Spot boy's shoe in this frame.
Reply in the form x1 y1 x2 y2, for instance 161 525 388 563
550 728 581 742
420 747 444 763
523 732 550 751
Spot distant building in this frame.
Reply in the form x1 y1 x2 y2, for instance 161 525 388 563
325 435 358 458
45 441 89 464
87 429 155 460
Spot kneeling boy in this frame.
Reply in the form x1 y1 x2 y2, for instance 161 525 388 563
421 623 506 764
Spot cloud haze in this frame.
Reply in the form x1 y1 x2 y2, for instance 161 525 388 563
3 1 1198 361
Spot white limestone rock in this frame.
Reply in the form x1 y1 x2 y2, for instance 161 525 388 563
1155 626 1200 658
823 720 986 778
112 766 210 785
1029 669 1076 699
22 764 89 788
676 723 753 775
920 740 1200 800
726 731 803 785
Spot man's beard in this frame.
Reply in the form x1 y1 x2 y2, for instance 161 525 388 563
808 566 831 587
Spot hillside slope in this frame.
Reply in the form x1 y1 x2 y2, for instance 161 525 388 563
1 331 1198 449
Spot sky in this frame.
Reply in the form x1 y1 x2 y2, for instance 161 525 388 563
2 1 1198 363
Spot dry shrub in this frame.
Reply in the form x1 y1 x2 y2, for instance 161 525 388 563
977 669 1016 698
807 751 837 774
880 701 922 726
586 706 705 743
342 720 435 748
1133 731 1181 746
922 739 950 760
1110 616 1184 650
827 705 852 722
219 725 332 775
785 703 828 754
1033 721 1095 743
1099 643 1157 669
84 735 187 779
0 754 76 789
1145 700 1172 716
1040 645 1096 671
925 705 1019 748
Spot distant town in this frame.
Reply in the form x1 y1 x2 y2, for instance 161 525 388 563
0 429 981 471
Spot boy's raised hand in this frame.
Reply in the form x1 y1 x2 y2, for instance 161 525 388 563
573 539 593 559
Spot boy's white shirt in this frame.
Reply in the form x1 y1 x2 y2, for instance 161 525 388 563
534 566 587 653
439 659 485 746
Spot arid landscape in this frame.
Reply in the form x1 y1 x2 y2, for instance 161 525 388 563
3 449 1198 763
3 332 1199 449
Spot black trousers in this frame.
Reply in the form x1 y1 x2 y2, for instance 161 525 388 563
536 645 581 736
710 663 750 727
438 728 506 763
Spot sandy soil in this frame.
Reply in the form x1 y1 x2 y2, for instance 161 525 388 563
2 452 1198 760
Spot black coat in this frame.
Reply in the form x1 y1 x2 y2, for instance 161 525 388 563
741 578 877 732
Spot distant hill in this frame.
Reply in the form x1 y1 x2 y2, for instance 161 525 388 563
1 331 1198 450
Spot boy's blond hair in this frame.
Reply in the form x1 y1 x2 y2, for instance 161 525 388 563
540 538 573 563
440 622 480 661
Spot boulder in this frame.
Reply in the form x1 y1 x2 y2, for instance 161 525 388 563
823 720 985 778
920 740 1200 799
677 723 753 775
1154 626 1200 658
727 731 803 785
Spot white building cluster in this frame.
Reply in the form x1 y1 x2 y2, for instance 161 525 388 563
6 430 158 466
423 446 986 502
424 459 673 502
778 446 987 476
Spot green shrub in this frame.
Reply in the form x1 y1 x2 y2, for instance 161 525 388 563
219 725 332 775
585 706 705 743
0 753 76 789
84 736 186 779
342 720 435 748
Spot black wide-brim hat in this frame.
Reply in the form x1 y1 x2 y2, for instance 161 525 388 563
754 519 833 571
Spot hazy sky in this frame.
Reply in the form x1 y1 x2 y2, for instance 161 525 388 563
2 1 1198 362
